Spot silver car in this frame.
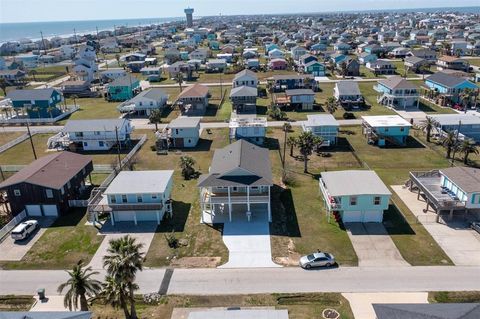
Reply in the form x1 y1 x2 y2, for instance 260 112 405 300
299 252 335 269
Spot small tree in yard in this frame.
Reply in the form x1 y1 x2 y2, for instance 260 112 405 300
457 139 478 165
267 104 286 120
287 135 297 157
180 156 196 180
441 131 458 159
149 109 162 131
174 72 184 92
418 117 439 143
295 131 323 173
325 97 338 114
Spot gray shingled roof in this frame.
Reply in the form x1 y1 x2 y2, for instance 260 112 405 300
426 72 475 89
440 167 480 193
373 303 480 319
6 88 58 101
233 69 257 81
230 86 258 97
197 140 272 187
129 88 168 101
110 74 139 86
168 116 201 128
0 312 92 319
63 119 129 132
321 170 391 196
378 76 417 90
336 81 361 96
285 89 315 96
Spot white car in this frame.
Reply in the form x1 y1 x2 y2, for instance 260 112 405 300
299 252 335 269
11 220 39 241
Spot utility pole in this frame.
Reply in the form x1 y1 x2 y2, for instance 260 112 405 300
282 122 287 169
115 126 121 168
26 118 37 160
40 31 47 55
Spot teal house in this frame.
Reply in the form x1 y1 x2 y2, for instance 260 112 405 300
319 170 391 222
362 115 412 147
6 88 63 118
209 40 220 50
106 75 141 102
265 43 280 53
304 61 326 76
207 34 217 41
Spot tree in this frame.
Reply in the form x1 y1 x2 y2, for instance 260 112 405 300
327 59 336 76
418 117 439 143
179 155 196 180
287 135 297 157
457 139 478 165
0 79 7 96
29 69 38 82
441 131 458 159
115 54 121 67
339 61 348 79
266 104 286 120
99 275 132 319
57 260 101 311
149 109 162 131
174 72 184 92
295 131 323 173
46 105 56 118
103 235 144 319
419 63 431 80
325 97 338 114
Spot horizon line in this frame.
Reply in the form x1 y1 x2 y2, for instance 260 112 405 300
1 5 479 24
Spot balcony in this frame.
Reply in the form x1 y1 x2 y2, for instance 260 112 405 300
319 179 342 210
92 202 164 212
201 189 270 204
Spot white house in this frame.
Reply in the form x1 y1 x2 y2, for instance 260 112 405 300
102 170 174 225
117 88 168 116
73 43 98 82
53 118 134 151
229 117 267 145
232 69 258 88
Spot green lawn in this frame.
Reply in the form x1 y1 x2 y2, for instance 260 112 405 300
0 209 104 270
92 293 354 319
270 127 360 266
58 97 121 124
0 296 35 311
359 65 381 79
344 126 453 265
137 129 229 267
467 58 480 67
0 132 23 146
429 291 480 303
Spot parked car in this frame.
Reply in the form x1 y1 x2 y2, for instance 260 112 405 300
299 251 335 269
11 220 39 241
471 222 480 234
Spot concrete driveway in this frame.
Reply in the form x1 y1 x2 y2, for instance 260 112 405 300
0 218 55 261
393 185 480 266
219 218 280 268
87 221 157 270
342 292 428 319
345 223 409 267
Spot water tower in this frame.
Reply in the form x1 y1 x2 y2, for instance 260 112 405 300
184 7 194 28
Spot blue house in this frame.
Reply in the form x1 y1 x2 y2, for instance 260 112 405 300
319 170 391 222
428 114 480 143
358 52 378 65
310 43 327 52
375 77 419 109
304 61 326 76
265 43 280 53
302 114 339 146
6 88 63 118
209 40 220 50
362 115 412 147
425 72 478 104
330 53 347 64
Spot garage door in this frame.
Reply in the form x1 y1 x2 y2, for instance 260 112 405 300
342 211 362 222
26 205 42 216
136 211 160 222
363 210 383 223
114 211 135 222
42 205 58 217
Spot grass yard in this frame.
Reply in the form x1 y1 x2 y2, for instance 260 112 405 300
269 127 360 266
467 58 480 67
136 129 229 267
91 293 354 319
0 131 23 146
0 295 35 311
0 209 104 270
58 97 121 124
359 65 381 79
428 291 480 303
344 125 453 265
0 134 51 165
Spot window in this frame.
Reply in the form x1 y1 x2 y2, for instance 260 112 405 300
67 181 71 189
121 195 127 203
151 194 158 200
99 141 105 147
400 127 405 132
137 195 143 203
374 196 381 205
45 189 53 198
110 195 117 203
14 189 21 196
83 142 88 147
60 187 65 195
94 131 101 135
350 196 357 206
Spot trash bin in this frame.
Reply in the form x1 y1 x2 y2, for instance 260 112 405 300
37 288 45 300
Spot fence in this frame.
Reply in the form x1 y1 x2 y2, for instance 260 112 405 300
0 210 26 242
68 200 89 207
0 105 79 125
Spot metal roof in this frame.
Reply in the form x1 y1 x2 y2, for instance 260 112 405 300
305 114 339 127
428 114 480 126
63 119 129 132
362 115 412 128
104 170 174 194
321 170 391 196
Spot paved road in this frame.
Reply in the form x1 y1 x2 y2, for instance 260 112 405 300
1 266 479 296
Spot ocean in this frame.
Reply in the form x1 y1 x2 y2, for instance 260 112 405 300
0 17 183 43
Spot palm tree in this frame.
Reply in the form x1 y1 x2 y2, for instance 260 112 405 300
327 60 336 76
179 155 196 180
103 235 144 319
31 106 41 118
287 135 297 157
0 79 7 96
457 139 478 165
29 69 38 82
441 131 458 159
99 275 132 319
325 97 338 114
115 54 121 67
419 63 431 80
149 109 162 132
459 88 474 110
418 117 439 143
295 131 323 173
174 72 184 92
57 260 102 311
266 104 286 120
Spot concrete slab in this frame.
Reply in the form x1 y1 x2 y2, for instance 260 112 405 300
342 292 428 319
0 218 55 261
392 185 480 266
219 219 281 269
30 295 70 312
345 223 410 267
171 307 280 319
87 221 157 270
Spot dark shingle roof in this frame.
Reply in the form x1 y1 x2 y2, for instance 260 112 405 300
378 76 417 90
440 167 480 193
426 72 475 89
0 152 92 190
178 84 209 99
197 140 272 187
373 303 480 319
6 88 58 101
336 81 361 95
230 86 258 97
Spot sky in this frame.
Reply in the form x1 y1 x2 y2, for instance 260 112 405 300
1 0 479 23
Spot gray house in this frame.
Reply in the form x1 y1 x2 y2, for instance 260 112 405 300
334 81 364 109
157 116 201 149
198 139 273 223
428 114 480 142
373 303 480 319
230 86 258 114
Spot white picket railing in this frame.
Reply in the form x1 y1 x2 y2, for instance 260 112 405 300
0 105 79 125
0 210 26 242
